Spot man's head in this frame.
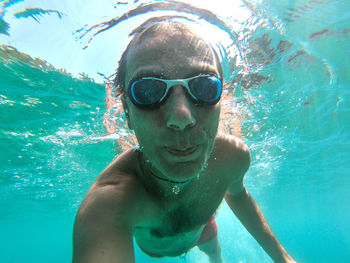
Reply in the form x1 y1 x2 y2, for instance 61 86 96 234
115 18 223 96
115 18 223 182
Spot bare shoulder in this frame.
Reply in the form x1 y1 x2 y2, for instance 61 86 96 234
73 149 145 262
75 149 150 229
214 132 251 170
210 133 251 195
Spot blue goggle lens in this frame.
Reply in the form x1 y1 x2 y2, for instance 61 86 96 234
188 76 222 103
131 79 165 105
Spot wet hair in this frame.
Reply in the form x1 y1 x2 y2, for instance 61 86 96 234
113 17 223 97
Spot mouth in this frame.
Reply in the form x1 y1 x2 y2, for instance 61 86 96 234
165 145 199 157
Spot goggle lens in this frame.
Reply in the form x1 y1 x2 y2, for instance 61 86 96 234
188 76 222 103
131 79 166 105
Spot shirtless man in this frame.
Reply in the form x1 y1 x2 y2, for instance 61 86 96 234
72 18 296 263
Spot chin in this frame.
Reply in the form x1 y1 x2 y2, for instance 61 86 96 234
161 156 208 182
149 142 213 182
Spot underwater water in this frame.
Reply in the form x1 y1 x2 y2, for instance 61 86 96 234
1 0 350 262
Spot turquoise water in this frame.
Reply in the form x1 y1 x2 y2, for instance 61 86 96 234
1 0 350 262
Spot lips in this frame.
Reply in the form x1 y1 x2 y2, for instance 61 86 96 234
165 145 199 157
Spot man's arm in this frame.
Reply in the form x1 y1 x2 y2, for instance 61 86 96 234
225 188 296 263
224 142 296 263
72 184 136 263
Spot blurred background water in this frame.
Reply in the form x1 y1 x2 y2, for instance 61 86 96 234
0 0 349 262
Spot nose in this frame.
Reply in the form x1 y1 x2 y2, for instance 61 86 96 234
166 86 196 131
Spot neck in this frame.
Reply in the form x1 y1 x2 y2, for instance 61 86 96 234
137 150 192 196
147 167 189 184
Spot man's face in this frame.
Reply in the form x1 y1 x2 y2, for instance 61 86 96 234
123 29 221 182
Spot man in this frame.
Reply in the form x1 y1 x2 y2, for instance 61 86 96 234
72 18 296 263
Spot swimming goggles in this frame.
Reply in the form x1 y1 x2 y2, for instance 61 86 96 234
128 74 222 109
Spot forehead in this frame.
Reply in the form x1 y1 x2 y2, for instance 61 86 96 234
125 27 220 85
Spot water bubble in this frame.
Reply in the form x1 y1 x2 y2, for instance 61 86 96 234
202 162 208 170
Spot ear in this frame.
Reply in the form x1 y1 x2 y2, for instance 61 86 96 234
121 95 134 130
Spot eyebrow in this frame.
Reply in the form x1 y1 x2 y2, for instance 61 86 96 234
132 69 219 80
127 71 221 88
127 72 164 88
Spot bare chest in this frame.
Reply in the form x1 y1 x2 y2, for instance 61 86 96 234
133 177 227 255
